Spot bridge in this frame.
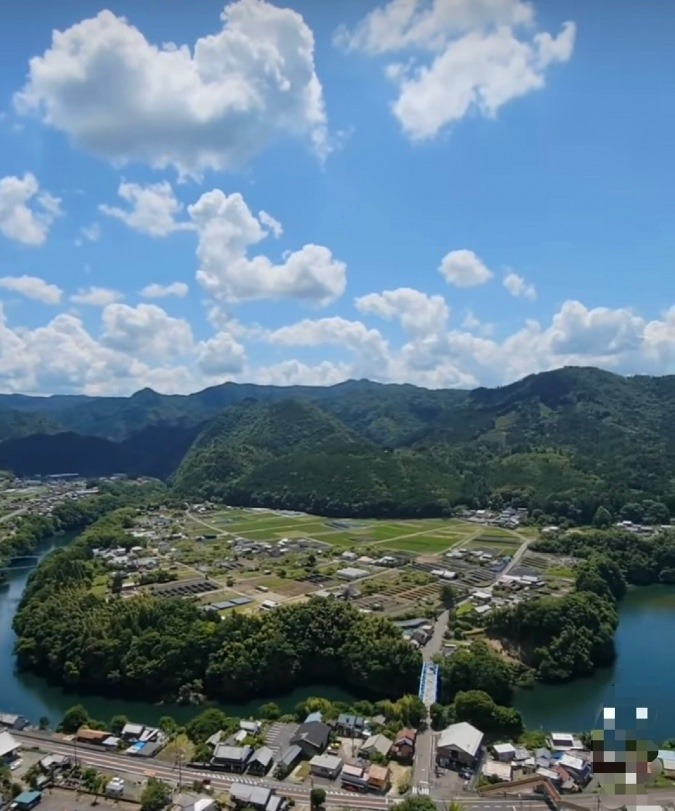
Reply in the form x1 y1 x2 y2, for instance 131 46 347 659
418 662 439 708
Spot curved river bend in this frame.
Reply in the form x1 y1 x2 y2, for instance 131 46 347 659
2 535 675 738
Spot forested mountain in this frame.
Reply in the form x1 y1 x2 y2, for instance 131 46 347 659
0 366 674 519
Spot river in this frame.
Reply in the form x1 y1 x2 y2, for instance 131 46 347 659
4 536 675 738
514 584 675 742
0 533 357 728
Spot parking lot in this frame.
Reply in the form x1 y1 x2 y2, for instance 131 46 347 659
20 788 139 811
264 721 299 757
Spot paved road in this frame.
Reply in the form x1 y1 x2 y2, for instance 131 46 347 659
423 610 450 663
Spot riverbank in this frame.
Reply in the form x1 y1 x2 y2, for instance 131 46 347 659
514 584 675 741
0 531 361 726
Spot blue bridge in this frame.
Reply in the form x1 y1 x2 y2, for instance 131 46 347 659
418 661 439 707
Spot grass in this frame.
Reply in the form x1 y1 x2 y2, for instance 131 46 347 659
384 536 458 554
545 566 576 578
155 734 195 764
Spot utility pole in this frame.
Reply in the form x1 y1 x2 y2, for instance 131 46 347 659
176 749 184 794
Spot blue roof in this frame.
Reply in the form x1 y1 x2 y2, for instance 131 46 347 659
16 791 42 804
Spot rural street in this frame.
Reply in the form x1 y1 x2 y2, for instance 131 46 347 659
14 730 675 810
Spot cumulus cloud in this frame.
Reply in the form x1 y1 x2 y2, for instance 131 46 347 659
196 331 247 376
338 0 575 141
503 271 536 300
16 1 328 178
71 287 123 307
0 173 61 245
439 249 493 287
100 181 193 237
140 282 189 299
101 302 194 360
189 189 346 306
0 274 62 304
355 287 449 336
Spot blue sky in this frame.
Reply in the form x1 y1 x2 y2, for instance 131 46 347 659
0 0 673 395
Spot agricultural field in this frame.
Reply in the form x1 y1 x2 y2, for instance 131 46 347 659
100 506 536 617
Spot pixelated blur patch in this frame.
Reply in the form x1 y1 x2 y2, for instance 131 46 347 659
593 705 659 799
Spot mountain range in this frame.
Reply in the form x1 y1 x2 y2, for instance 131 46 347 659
0 366 673 519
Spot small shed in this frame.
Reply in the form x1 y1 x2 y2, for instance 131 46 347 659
14 791 42 811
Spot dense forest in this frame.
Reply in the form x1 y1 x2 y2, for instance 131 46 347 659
13 510 421 701
0 366 673 519
485 546 640 682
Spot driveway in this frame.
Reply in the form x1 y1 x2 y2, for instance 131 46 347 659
265 721 299 757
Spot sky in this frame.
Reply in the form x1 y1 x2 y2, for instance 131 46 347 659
0 0 673 396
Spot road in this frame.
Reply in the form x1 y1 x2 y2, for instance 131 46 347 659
0 508 26 524
500 536 532 577
14 731 675 811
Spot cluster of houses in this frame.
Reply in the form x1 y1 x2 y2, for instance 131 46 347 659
435 723 595 794
204 713 416 794
76 721 167 757
459 508 529 528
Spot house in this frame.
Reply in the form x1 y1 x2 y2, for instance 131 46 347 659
558 753 592 785
240 719 262 735
175 795 216 811
121 722 145 741
0 713 28 731
304 711 323 724
291 721 331 756
391 728 416 760
336 713 365 736
0 731 21 763
211 744 253 772
76 729 110 745
205 731 224 749
536 767 562 785
336 567 369 580
248 746 274 777
360 734 393 760
340 764 369 792
14 791 42 811
482 760 512 782
38 754 70 773
229 784 288 811
309 753 343 780
436 722 483 768
492 743 515 762
367 764 390 791
277 745 302 774
547 732 583 752
341 551 358 562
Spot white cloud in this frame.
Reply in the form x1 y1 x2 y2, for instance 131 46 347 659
0 274 62 304
250 359 351 387
16 1 328 178
355 287 449 336
259 211 283 239
190 189 346 306
0 173 61 245
439 249 493 287
503 271 536 300
71 287 123 307
196 331 247 376
140 282 189 299
101 303 194 360
100 181 192 237
75 222 101 246
338 0 575 141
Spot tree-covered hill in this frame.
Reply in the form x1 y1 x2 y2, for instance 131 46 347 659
0 366 673 518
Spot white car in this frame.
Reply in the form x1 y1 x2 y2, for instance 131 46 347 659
10 759 22 771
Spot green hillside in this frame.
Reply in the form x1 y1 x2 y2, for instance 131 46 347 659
0 366 674 520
